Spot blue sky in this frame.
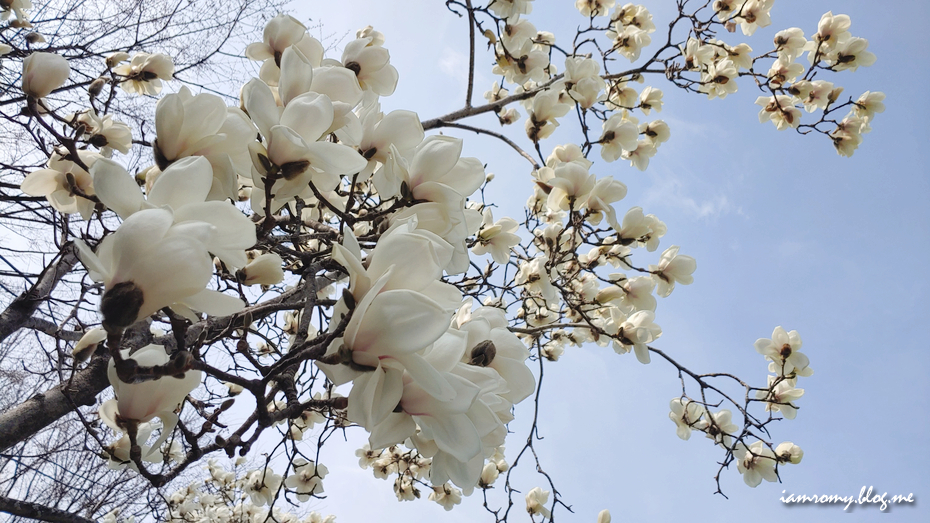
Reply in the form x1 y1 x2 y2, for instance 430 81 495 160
290 1 929 521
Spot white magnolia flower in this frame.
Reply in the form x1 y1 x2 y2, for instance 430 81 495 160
244 468 283 506
576 0 614 17
649 245 696 297
621 140 656 171
429 484 463 511
668 398 705 440
756 95 801 131
638 86 663 114
22 52 70 98
598 509 612 523
72 109 132 155
489 0 533 22
472 208 521 265
284 459 328 502
599 113 639 162
735 441 778 487
20 150 101 220
72 327 108 362
154 87 253 200
775 441 804 464
100 344 201 457
92 156 257 270
74 207 243 330
698 408 738 446
759 376 804 419
479 461 500 487
829 37 876 72
525 486 551 518
608 24 651 61
736 0 773 36
811 11 851 53
245 13 324 85
339 35 399 96
774 27 807 63
701 59 739 100
854 91 886 121
754 326 812 377
114 53 173 95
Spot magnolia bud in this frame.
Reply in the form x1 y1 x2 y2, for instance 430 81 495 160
88 77 106 99
22 52 70 98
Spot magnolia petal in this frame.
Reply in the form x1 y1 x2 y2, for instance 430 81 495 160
301 141 366 177
181 289 244 317
352 289 449 357
348 365 403 429
242 78 280 139
310 66 363 106
368 412 416 450
393 352 456 402
278 46 314 106
279 92 333 143
418 412 482 464
91 159 144 219
147 157 213 210
409 136 463 188
20 169 61 196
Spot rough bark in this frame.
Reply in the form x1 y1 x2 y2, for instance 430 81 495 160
0 247 78 344
0 353 109 452
0 495 96 523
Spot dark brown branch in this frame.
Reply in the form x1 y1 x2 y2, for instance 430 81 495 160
0 495 96 523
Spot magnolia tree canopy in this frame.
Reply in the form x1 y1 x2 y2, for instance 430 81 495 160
0 0 886 521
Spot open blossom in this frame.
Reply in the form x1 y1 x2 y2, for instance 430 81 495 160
759 376 804 419
154 87 254 200
92 156 256 270
525 487 551 518
20 150 101 220
698 408 738 446
754 326 812 377
831 114 864 157
74 207 244 330
113 53 174 95
649 245 696 297
22 52 70 98
829 37 876 72
244 468 283 506
621 140 656 171
735 441 778 487
736 0 773 36
339 35 399 96
638 86 663 114
811 11 851 53
608 24 651 61
854 91 885 121
774 27 807 63
756 95 801 131
576 0 614 17
472 209 520 265
775 441 804 464
669 398 704 440
100 344 201 458
284 459 328 502
429 484 463 511
245 13 324 85
701 59 739 100
72 109 132 155
599 113 639 162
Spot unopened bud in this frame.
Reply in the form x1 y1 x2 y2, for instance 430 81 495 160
88 77 106 99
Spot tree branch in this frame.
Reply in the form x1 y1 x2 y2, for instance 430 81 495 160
0 495 95 523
